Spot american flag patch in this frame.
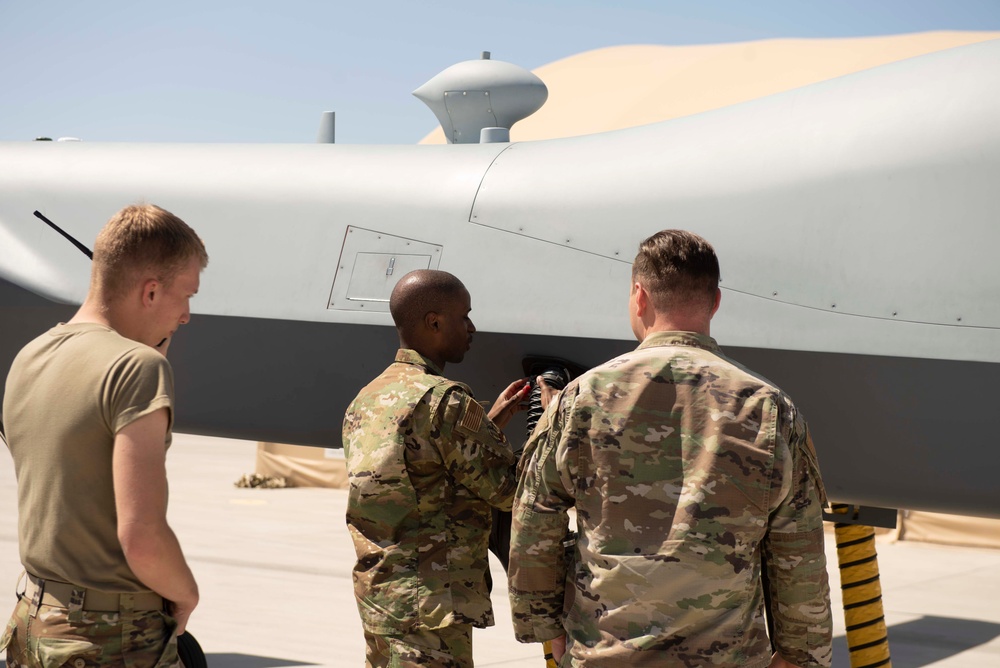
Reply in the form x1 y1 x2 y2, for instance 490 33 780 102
459 398 485 433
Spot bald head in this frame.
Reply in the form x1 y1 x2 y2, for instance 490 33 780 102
389 270 475 369
389 270 468 338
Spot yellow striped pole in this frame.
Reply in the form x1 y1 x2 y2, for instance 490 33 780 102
542 640 558 667
832 504 892 667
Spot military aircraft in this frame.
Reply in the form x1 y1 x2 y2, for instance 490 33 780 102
2 37 999 523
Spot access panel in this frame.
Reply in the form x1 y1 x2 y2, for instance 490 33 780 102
328 226 443 312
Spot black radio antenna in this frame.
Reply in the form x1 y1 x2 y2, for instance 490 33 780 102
33 210 93 259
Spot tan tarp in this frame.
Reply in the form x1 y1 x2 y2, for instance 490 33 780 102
895 511 1000 550
256 442 347 489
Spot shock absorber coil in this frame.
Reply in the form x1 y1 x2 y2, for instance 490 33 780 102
525 367 571 438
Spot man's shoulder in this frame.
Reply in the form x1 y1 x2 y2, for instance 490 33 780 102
709 350 802 415
111 338 167 365
96 334 171 382
709 349 786 394
701 351 807 431
12 323 166 378
349 361 466 411
574 340 796 405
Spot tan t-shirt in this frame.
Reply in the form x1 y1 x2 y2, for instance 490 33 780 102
2 322 174 592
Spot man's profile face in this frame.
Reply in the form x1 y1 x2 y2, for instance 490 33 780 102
147 255 201 349
436 288 476 365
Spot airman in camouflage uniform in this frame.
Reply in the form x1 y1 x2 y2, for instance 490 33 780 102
344 270 530 668
508 230 832 668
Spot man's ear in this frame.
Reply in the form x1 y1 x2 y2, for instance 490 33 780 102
141 279 160 308
424 310 440 332
710 287 722 318
633 282 649 318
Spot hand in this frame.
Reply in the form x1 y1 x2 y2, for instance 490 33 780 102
550 635 567 662
168 594 198 636
488 378 532 429
537 375 560 410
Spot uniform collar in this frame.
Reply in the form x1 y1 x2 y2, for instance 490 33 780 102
394 348 444 376
53 322 115 335
636 330 721 354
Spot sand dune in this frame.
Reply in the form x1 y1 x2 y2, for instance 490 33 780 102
419 31 1000 144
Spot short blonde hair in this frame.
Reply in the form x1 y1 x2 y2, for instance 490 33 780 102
92 204 208 301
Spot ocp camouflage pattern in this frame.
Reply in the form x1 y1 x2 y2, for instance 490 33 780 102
344 349 518 636
508 331 832 667
363 626 473 668
2 596 178 667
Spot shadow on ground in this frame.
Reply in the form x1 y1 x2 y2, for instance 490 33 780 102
2 615 997 668
1 654 317 668
204 654 317 667
832 615 1000 667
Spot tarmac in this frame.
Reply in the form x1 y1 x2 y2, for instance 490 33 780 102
1 433 999 668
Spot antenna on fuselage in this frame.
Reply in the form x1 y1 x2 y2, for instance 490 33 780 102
33 210 93 259
316 111 336 143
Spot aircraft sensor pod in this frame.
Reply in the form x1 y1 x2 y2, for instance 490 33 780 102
413 52 548 144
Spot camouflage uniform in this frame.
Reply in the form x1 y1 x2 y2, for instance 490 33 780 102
364 625 472 668
1 588 178 667
343 349 519 667
508 331 832 667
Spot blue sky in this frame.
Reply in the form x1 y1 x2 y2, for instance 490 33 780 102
2 1 999 144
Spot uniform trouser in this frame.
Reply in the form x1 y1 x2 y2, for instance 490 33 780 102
1 594 179 667
364 624 473 668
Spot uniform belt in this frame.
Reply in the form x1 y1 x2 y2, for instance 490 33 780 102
24 573 164 612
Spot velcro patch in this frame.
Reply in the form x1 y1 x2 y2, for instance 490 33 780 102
459 397 485 433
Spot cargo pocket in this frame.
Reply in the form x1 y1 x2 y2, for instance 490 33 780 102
387 636 461 668
2 600 28 665
33 636 102 667
357 593 417 635
0 615 12 652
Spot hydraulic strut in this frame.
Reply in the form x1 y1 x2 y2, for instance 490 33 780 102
525 366 572 435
